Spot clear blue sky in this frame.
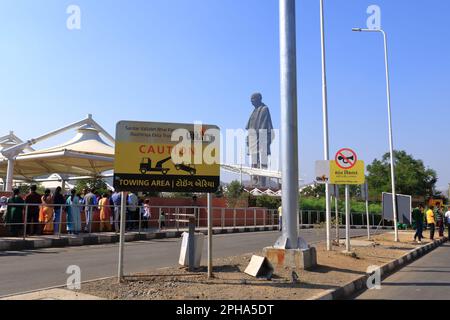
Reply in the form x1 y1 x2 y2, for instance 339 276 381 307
1 0 449 190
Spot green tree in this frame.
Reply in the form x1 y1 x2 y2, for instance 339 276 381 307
214 185 224 198
224 180 247 208
300 184 325 198
367 150 437 199
75 178 109 195
255 195 281 209
17 183 45 195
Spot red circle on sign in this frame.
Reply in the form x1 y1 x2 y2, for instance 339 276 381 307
335 148 357 170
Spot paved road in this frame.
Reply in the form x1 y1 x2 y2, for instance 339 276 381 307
356 243 450 300
0 228 375 297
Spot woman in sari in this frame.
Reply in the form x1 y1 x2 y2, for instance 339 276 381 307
99 193 112 232
6 188 24 237
39 189 54 235
66 189 81 235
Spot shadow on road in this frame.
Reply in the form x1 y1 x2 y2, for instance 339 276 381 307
0 250 60 257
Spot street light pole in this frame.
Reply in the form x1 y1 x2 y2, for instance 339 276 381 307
352 28 399 242
320 0 332 251
277 0 300 249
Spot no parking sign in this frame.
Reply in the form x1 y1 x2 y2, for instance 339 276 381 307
330 148 365 185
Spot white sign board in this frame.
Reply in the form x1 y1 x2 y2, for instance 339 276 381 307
315 160 330 184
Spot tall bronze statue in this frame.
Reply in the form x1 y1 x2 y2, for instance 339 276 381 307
246 92 275 187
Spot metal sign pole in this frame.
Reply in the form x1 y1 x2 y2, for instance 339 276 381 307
334 185 339 243
365 183 370 240
207 193 213 279
345 185 351 252
188 217 195 272
335 196 339 242
117 191 126 283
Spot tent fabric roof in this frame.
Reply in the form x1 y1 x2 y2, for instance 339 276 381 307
0 125 114 180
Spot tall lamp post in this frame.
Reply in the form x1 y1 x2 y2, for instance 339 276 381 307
320 0 332 251
352 28 398 242
278 0 300 249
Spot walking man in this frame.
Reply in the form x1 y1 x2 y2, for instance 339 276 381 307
412 204 424 243
278 205 283 232
445 206 450 239
435 204 445 237
426 206 435 240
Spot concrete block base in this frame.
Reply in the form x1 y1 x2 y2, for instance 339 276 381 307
263 247 317 270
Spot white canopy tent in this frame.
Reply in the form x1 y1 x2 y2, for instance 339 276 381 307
0 131 34 189
0 115 114 190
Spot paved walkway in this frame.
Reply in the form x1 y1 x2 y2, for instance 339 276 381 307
356 242 450 300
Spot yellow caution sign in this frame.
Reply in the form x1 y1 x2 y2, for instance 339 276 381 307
114 121 220 193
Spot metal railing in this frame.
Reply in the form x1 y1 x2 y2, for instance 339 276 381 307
0 202 386 240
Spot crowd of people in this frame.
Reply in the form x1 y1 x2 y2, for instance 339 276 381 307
412 204 450 243
0 186 168 237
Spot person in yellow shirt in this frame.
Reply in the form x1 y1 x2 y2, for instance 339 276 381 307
278 206 283 232
426 206 435 240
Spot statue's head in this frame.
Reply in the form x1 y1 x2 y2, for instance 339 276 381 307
251 92 263 108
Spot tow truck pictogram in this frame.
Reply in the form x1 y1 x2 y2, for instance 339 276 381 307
139 157 172 175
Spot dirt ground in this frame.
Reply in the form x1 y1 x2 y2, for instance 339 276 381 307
78 231 437 300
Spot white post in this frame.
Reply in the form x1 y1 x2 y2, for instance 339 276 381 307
5 158 15 192
319 0 331 252
382 30 398 242
335 193 339 243
352 28 398 241
117 192 126 283
366 199 370 240
207 193 213 279
345 185 351 252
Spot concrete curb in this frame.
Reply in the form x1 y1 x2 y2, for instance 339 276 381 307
311 237 448 300
0 224 394 252
0 226 279 252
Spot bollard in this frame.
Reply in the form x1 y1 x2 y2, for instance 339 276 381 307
138 206 142 235
233 209 236 227
244 210 247 227
58 206 63 238
188 217 196 272
221 208 224 228
159 208 162 230
263 209 266 227
254 209 257 227
23 205 28 240
196 208 200 228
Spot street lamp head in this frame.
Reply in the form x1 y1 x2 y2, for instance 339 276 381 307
352 28 362 32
